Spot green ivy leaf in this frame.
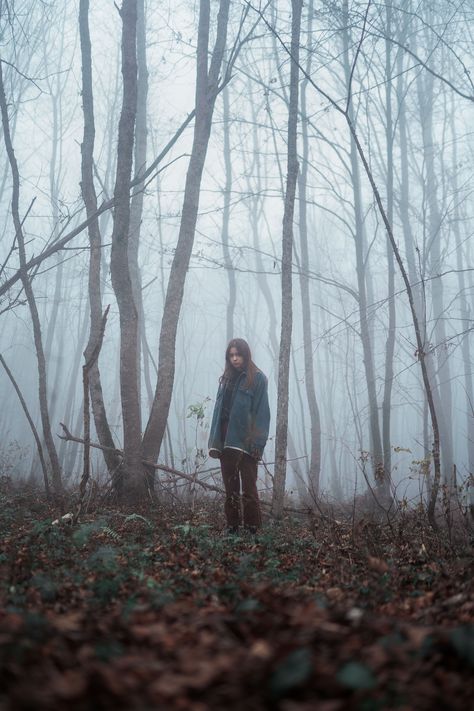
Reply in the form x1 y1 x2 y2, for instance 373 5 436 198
450 626 474 668
337 661 376 690
270 647 312 697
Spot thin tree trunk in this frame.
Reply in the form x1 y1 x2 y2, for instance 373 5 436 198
416 61 454 490
128 0 148 427
272 0 302 518
341 0 384 490
109 0 143 499
0 61 62 492
298 0 321 499
58 300 89 467
381 0 395 496
142 0 230 464
79 0 123 481
395 13 434 480
451 99 474 482
221 81 236 341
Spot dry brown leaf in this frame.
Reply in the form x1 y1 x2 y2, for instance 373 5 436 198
250 639 273 659
326 587 344 601
49 670 88 699
149 673 189 698
404 625 434 647
368 556 389 573
49 611 84 634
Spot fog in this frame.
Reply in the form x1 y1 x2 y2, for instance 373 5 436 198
0 0 473 512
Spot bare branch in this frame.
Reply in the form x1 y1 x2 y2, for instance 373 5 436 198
58 424 224 494
0 354 50 498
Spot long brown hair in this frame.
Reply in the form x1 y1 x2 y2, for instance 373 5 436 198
222 338 259 388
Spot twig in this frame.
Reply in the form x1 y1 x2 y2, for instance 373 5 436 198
59 424 223 495
0 354 50 499
74 305 110 523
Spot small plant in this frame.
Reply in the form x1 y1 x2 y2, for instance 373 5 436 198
186 398 210 423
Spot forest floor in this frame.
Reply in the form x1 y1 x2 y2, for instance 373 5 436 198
0 481 473 710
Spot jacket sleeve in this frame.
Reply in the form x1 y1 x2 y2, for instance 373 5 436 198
250 373 270 457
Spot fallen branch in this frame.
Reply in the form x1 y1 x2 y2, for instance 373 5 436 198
58 423 223 494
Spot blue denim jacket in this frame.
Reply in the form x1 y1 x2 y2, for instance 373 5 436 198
208 370 270 459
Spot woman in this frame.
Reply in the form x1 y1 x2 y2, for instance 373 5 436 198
208 338 270 533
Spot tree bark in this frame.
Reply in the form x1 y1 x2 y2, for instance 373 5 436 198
341 0 384 490
272 0 302 518
0 60 62 493
416 59 454 489
221 81 236 342
298 0 321 500
109 0 143 499
142 0 230 464
450 97 474 484
381 0 395 496
79 0 123 481
128 0 148 427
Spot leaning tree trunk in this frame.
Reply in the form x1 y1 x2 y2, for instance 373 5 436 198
0 61 62 492
109 0 144 500
79 0 123 481
142 0 230 465
272 0 303 519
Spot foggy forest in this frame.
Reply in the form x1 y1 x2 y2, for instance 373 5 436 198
0 0 473 708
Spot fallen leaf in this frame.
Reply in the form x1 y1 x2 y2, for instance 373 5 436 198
250 639 273 659
368 556 389 573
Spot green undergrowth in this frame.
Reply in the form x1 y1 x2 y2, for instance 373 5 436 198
0 488 472 618
0 487 473 709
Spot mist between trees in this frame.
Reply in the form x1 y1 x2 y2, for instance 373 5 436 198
0 0 473 523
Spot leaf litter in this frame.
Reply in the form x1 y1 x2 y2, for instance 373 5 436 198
0 488 472 709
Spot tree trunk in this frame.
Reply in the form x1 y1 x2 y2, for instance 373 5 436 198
79 0 123 482
381 0 395 498
142 0 230 465
341 0 384 490
109 0 143 500
298 0 321 500
0 61 62 492
221 81 236 341
417 56 454 490
272 0 302 518
128 0 148 427
451 99 474 483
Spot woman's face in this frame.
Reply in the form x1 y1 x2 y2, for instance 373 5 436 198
228 347 244 371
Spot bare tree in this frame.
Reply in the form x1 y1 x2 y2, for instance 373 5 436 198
381 0 396 486
79 0 123 482
341 0 385 494
142 0 231 466
221 79 236 341
109 0 143 499
0 60 62 492
272 0 303 518
297 0 321 500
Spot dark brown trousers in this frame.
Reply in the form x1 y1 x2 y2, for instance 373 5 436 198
220 448 262 529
